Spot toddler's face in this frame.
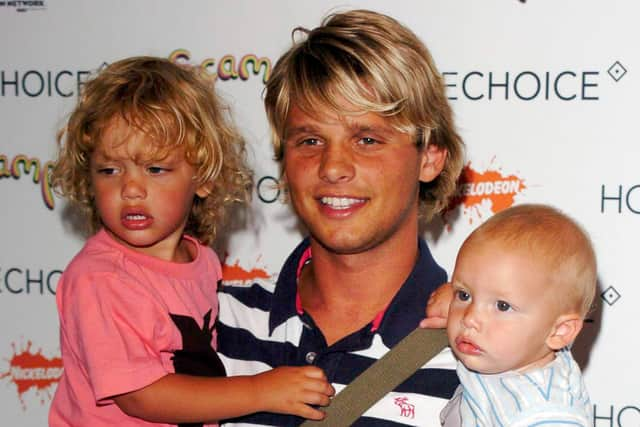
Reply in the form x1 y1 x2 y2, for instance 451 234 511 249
89 118 209 261
446 239 561 374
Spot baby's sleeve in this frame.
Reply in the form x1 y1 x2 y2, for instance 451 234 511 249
511 405 590 427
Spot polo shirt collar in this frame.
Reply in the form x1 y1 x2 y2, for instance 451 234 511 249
268 237 447 345
376 238 447 347
269 238 310 334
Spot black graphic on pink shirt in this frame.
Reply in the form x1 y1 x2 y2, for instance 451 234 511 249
169 309 226 427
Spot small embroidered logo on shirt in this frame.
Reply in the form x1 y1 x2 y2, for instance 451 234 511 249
394 396 415 419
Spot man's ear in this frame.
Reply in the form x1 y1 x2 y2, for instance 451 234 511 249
419 136 448 183
196 180 213 198
546 313 584 350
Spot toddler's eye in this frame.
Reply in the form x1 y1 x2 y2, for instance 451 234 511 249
97 167 117 175
147 166 167 174
456 290 470 302
496 300 511 312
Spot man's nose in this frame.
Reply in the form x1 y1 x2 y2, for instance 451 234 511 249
318 142 355 183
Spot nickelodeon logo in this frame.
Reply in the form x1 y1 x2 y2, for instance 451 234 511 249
447 160 527 224
0 341 62 409
221 257 271 284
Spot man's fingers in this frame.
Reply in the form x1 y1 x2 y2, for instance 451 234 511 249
419 316 447 329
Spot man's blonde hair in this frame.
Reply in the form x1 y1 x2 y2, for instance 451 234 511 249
464 204 597 316
264 9 464 219
52 56 251 245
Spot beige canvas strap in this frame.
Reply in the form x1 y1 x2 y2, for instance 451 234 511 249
301 328 449 426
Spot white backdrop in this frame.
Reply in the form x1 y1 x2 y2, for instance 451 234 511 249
1 1 638 425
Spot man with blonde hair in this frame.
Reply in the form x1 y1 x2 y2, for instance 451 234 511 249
218 9 465 425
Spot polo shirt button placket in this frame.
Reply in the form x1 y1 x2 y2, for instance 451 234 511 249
305 351 317 364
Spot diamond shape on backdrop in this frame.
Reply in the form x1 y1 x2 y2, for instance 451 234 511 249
607 61 627 82
601 286 621 306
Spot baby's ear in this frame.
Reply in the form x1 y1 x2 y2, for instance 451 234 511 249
546 313 584 350
196 180 213 198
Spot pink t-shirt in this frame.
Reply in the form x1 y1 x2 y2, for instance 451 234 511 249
49 229 223 426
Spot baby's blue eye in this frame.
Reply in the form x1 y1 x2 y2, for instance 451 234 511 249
456 290 470 302
496 300 511 312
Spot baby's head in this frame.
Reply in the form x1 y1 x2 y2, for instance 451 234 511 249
447 204 596 374
53 56 251 245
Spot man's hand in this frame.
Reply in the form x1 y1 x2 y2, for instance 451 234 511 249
419 282 453 329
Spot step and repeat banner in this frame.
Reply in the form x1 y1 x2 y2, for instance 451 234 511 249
1 1 637 425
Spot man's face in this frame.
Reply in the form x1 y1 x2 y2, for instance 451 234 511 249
282 103 444 256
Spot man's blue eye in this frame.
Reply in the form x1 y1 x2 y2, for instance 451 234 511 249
496 300 511 312
301 138 319 146
359 137 377 145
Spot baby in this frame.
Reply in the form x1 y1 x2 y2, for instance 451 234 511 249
441 204 595 426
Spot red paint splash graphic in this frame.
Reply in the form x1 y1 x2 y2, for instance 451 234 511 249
0 341 62 409
445 159 527 225
222 256 271 283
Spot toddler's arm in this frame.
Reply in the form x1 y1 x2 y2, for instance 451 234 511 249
113 365 334 423
420 282 453 329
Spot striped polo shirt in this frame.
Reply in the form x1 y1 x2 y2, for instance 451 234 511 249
217 238 459 426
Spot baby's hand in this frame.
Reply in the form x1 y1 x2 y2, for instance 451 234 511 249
253 366 335 420
420 282 453 329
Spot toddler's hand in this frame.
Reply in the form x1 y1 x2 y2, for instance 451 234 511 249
420 282 453 329
253 366 335 420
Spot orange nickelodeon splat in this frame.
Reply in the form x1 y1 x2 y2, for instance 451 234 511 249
0 341 63 409
221 258 270 283
446 160 527 225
